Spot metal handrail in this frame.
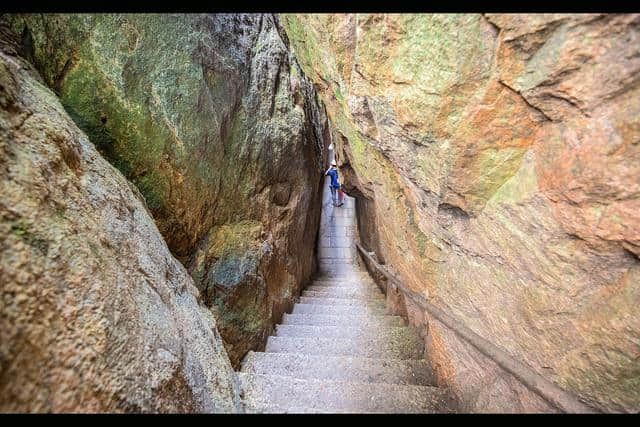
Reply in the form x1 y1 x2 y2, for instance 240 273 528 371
355 242 599 413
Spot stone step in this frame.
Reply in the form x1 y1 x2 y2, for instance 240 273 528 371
275 324 411 339
281 313 405 327
298 296 384 307
241 351 436 386
317 262 361 268
318 247 354 258
304 284 380 293
312 280 372 287
318 256 354 262
318 254 355 260
307 285 377 293
311 275 374 283
237 373 452 413
243 403 319 413
318 259 356 265
313 275 374 284
317 267 363 273
315 271 368 277
315 271 366 277
302 289 382 300
244 403 445 414
292 303 386 316
318 257 355 262
319 216 355 226
316 270 369 279
309 280 378 290
318 226 355 237
318 268 362 276
265 335 424 359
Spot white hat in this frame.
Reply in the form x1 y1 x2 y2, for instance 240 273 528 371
331 160 337 166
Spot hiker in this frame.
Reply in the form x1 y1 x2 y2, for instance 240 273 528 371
325 160 344 207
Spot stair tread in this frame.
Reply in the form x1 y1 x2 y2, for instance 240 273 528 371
237 373 452 413
275 324 416 340
241 351 436 386
292 303 386 315
281 313 405 327
302 291 383 301
303 288 381 296
310 280 377 288
265 335 424 359
243 403 320 413
306 288 380 295
313 275 370 281
298 296 384 306
244 403 443 414
313 275 371 280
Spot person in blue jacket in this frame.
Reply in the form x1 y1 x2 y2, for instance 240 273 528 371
325 160 343 207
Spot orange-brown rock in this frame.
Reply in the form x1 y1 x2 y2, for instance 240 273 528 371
283 13 640 412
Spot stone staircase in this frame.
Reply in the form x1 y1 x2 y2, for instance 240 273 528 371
236 176 455 413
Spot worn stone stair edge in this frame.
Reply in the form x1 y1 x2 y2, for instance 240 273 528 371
274 323 412 333
265 335 423 348
237 373 452 413
291 303 387 315
274 324 414 339
300 293 383 301
307 280 378 286
297 296 385 307
281 313 406 327
304 284 380 291
237 372 448 400
244 404 440 414
241 351 437 386
302 290 383 299
265 336 424 359
312 278 375 284
292 302 386 310
307 283 378 290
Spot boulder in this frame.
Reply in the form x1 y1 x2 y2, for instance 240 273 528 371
0 26 239 412
2 13 328 367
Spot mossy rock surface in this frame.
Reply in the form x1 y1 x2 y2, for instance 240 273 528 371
3 13 327 368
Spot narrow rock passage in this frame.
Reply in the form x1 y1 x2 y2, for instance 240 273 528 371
237 163 455 413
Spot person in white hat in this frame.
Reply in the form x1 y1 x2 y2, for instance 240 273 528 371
325 160 343 207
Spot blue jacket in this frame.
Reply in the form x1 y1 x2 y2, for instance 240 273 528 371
326 168 340 189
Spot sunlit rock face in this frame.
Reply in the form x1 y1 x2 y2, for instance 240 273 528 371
0 27 240 412
2 14 328 367
282 13 640 412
